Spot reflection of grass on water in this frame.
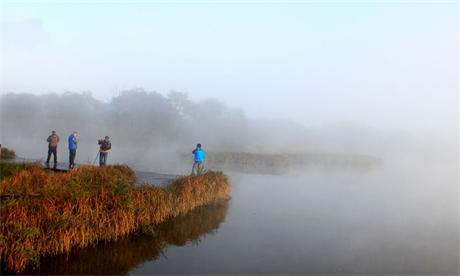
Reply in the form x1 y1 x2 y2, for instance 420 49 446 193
22 201 229 275
0 162 231 273
203 151 383 174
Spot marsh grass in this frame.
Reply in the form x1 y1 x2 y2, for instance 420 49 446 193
200 151 383 174
0 161 37 181
0 163 231 273
0 147 16 160
21 201 229 275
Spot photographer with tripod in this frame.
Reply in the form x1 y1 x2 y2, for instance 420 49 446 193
98 136 111 166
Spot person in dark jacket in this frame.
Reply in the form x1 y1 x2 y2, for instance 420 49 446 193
191 143 206 175
98 136 111 166
68 131 79 169
46 130 60 167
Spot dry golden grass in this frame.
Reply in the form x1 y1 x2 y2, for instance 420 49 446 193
0 163 231 273
21 201 229 275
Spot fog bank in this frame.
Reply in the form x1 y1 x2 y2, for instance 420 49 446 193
0 90 456 173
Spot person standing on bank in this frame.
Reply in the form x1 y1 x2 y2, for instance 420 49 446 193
191 143 206 175
98 136 111 166
46 130 59 168
68 131 79 169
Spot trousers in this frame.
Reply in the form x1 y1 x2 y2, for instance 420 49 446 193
69 149 77 169
191 161 204 175
46 147 57 163
99 152 108 166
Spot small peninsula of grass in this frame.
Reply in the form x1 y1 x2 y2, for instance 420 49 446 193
0 162 231 273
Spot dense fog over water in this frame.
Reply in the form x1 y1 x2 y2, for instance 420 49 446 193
1 2 457 173
0 90 456 173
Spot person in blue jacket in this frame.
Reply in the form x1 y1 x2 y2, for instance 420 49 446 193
191 143 206 175
68 131 79 169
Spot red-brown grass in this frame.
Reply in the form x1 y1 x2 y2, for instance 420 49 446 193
0 163 231 273
21 201 229 275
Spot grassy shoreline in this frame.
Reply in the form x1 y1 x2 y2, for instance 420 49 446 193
20 201 229 274
0 162 231 273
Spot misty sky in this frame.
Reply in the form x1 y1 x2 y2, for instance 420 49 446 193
0 0 457 133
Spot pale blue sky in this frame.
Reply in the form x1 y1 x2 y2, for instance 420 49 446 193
0 0 457 132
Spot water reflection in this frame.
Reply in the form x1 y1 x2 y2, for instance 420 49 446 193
24 201 229 275
131 164 458 275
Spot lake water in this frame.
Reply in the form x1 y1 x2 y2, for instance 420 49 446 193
26 160 458 275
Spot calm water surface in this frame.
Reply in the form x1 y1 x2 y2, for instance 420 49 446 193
28 161 458 275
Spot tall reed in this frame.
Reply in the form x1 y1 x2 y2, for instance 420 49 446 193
199 151 383 174
0 147 16 160
21 201 229 275
0 163 231 273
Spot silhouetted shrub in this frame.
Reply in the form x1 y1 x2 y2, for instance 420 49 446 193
0 147 16 160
